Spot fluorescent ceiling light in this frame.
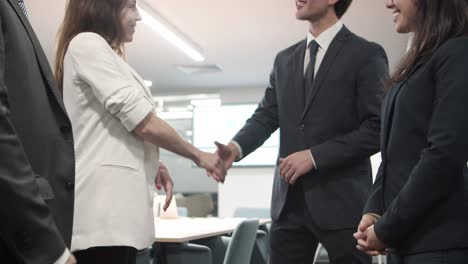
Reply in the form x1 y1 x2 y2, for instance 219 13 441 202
144 80 153 87
167 106 192 112
190 99 221 107
153 93 219 103
138 1 205 62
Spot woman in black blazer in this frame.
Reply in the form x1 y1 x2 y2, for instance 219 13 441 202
354 0 468 263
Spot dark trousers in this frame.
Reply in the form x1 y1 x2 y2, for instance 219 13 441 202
0 239 19 263
270 183 370 264
74 246 137 264
388 249 468 264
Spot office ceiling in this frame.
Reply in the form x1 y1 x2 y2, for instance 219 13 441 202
27 0 408 94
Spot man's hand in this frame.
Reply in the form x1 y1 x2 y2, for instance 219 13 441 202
65 254 76 264
215 141 239 172
356 225 387 256
354 214 385 255
279 149 314 184
196 151 226 183
155 161 174 212
356 214 379 234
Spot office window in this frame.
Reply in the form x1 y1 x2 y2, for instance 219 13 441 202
193 104 279 167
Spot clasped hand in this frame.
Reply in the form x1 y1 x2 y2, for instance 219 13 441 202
353 214 387 256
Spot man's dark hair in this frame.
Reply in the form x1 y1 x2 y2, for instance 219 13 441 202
334 0 353 18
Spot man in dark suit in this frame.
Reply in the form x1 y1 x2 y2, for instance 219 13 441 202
0 0 75 263
216 0 388 263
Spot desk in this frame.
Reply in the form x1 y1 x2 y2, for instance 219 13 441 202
155 217 271 243
153 217 271 264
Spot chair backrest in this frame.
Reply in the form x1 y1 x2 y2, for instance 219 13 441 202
135 248 151 264
233 207 270 218
183 193 214 217
223 219 259 264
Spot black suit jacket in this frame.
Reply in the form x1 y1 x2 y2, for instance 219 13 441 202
233 26 388 230
0 0 75 263
364 37 468 254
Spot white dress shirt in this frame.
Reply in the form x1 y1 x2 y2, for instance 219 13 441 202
54 249 70 264
304 21 343 76
232 21 343 169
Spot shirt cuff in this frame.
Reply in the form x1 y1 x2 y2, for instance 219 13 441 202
229 140 243 160
309 149 317 170
54 248 70 264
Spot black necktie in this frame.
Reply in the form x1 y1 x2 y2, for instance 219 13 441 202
304 41 320 94
17 0 29 18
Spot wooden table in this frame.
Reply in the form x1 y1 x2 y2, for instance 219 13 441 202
155 217 271 243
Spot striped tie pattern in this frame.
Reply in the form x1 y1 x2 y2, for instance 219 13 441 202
17 0 29 18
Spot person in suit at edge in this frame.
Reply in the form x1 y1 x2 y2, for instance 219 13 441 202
355 0 468 263
0 0 76 263
215 0 389 262
54 0 226 263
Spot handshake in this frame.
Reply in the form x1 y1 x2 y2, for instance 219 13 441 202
153 141 238 215
195 141 240 184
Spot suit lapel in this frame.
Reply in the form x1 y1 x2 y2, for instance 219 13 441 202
286 40 307 114
382 62 424 151
300 26 350 122
7 0 68 114
381 83 401 154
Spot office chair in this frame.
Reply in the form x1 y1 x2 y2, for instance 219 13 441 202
222 219 260 264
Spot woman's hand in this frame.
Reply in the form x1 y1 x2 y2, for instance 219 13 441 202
155 161 174 212
196 151 226 183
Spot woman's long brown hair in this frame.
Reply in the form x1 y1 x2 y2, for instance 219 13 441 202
54 0 128 92
387 0 468 89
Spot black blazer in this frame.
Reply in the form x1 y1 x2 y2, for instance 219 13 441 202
364 37 468 254
0 0 75 263
233 26 388 229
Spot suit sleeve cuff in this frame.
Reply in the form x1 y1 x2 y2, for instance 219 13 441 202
229 140 243 160
54 248 70 264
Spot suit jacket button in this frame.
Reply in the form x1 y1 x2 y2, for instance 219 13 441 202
65 181 74 191
0 106 8 115
299 124 305 131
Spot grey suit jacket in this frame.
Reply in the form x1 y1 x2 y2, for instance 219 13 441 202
0 0 75 263
233 26 388 230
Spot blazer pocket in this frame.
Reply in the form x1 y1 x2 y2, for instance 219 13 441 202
100 163 139 172
34 174 55 200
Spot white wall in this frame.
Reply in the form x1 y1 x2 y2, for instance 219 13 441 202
218 167 275 217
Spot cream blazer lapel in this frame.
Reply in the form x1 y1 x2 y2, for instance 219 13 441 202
121 60 154 103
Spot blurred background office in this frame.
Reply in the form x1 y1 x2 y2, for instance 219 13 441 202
25 0 409 263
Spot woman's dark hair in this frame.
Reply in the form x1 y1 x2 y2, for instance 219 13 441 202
387 0 468 89
55 0 128 92
334 0 353 18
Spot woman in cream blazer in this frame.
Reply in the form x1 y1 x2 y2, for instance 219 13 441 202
55 0 225 262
